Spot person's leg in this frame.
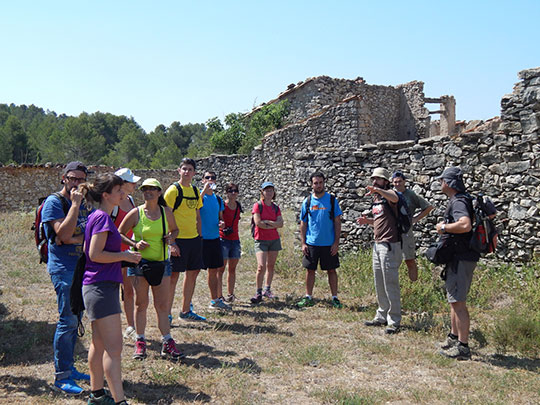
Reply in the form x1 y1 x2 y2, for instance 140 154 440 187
450 302 470 343
264 250 279 288
92 313 125 402
327 269 338 297
208 268 219 300
151 277 171 336
50 273 78 381
216 267 225 298
168 271 180 315
255 251 268 289
121 267 135 328
88 322 105 391
132 277 150 336
405 259 418 282
382 242 402 326
227 259 239 295
182 270 200 313
372 244 389 322
305 269 316 296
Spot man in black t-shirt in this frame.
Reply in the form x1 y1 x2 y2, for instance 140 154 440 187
435 167 478 360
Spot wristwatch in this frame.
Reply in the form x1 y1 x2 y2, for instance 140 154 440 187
441 224 447 234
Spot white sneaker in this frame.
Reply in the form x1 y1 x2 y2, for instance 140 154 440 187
208 298 232 311
123 326 136 340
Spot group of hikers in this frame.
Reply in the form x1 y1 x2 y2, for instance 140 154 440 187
41 157 487 404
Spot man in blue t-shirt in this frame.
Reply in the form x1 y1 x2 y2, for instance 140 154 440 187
298 171 343 309
200 171 229 311
41 161 92 394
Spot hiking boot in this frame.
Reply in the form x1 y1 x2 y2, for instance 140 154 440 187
385 325 400 334
440 334 459 350
53 378 83 395
440 343 471 360
332 297 343 309
71 366 90 381
209 298 232 311
133 339 147 360
250 292 263 304
364 319 387 327
297 296 315 308
179 310 206 321
88 392 115 404
224 294 237 303
123 326 136 341
262 289 276 299
161 338 184 361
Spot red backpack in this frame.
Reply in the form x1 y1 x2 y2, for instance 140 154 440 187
32 193 69 264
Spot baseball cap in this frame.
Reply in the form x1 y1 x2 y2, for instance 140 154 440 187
114 168 141 183
63 161 89 175
139 178 162 190
436 167 466 192
261 181 275 189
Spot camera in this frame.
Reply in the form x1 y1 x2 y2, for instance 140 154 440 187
223 226 234 235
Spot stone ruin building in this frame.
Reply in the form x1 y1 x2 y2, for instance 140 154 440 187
1 67 539 261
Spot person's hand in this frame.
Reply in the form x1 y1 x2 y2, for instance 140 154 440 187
302 243 309 256
135 240 150 251
169 243 180 257
365 185 379 196
123 250 142 264
330 242 339 256
70 187 84 206
219 220 225 229
357 215 369 225
436 222 445 234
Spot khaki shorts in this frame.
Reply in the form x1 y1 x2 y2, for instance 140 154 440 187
254 238 282 252
401 228 416 260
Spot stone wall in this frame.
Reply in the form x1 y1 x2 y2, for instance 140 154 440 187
1 68 539 261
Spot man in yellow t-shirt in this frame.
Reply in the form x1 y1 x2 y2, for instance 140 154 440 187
164 158 205 321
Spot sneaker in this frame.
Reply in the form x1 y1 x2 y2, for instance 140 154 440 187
297 296 315 308
161 338 184 361
209 298 232 311
332 297 343 309
123 326 136 340
132 339 147 360
53 378 83 395
440 334 459 350
385 325 400 334
71 367 90 381
250 292 262 304
224 294 236 303
179 310 206 321
88 392 115 404
441 343 471 360
262 289 276 299
364 319 387 327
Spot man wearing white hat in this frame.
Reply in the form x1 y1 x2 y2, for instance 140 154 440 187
357 167 403 334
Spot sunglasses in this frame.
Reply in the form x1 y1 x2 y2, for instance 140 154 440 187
205 176 216 180
227 189 239 193
66 176 86 183
141 186 160 192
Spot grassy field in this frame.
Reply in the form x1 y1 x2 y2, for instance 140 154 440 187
0 210 539 404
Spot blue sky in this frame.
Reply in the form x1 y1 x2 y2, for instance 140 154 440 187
1 1 538 132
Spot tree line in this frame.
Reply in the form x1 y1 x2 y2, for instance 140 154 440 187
0 101 289 168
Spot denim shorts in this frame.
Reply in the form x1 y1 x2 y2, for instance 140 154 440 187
221 239 241 259
127 259 172 277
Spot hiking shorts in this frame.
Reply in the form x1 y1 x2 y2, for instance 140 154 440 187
401 228 416 261
254 238 282 252
302 245 339 270
171 237 203 272
201 238 224 269
82 281 121 321
445 260 476 303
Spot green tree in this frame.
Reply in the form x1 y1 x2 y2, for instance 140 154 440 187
1 115 29 163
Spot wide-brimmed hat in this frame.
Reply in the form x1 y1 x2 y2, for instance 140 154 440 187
114 168 141 183
139 178 162 190
261 181 275 189
436 167 466 192
370 168 390 181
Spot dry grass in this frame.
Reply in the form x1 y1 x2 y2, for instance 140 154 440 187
0 211 539 404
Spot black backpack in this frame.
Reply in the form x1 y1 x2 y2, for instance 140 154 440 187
457 193 498 255
380 192 412 242
251 201 279 238
172 182 200 211
301 194 337 223
32 192 69 264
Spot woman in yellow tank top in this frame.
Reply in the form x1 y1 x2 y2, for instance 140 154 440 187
118 178 184 361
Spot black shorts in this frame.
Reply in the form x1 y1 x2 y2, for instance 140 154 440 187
302 245 340 271
201 238 224 269
171 237 203 272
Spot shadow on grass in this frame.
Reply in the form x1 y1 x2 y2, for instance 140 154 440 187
478 353 540 372
0 374 61 399
124 379 211 403
0 316 87 366
175 320 294 337
180 343 261 373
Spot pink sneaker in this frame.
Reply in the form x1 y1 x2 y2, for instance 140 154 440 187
133 339 147 360
262 289 276 299
161 338 184 361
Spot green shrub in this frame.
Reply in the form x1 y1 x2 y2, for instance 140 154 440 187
491 306 540 357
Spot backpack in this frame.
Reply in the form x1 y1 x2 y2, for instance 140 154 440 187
301 194 337 224
172 182 199 211
32 192 69 264
380 191 412 242
468 194 498 255
251 201 279 238
111 195 135 223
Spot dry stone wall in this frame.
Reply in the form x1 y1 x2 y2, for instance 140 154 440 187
1 68 539 261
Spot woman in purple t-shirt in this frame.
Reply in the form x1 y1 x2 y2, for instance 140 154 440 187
80 174 141 405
